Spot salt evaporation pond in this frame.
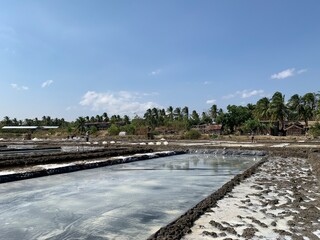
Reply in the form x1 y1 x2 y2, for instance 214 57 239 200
0 153 260 240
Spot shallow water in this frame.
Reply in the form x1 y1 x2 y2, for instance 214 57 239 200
0 153 259 240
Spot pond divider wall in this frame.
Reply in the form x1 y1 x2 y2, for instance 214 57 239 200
0 147 152 168
0 150 186 184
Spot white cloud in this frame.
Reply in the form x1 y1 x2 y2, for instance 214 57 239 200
79 91 162 116
271 68 307 80
142 92 159 97
237 89 265 98
223 89 265 99
150 69 161 76
41 80 54 88
271 68 295 79
206 99 216 104
10 83 29 91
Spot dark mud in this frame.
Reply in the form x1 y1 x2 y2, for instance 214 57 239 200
0 147 152 168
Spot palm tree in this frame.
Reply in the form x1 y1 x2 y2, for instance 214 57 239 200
2 116 12 125
174 107 182 120
269 92 288 131
95 115 102 122
287 94 303 122
209 104 217 122
167 106 174 120
75 117 86 134
254 97 270 120
190 110 200 125
288 92 316 127
102 112 109 122
182 106 189 120
123 115 130 125
301 92 316 127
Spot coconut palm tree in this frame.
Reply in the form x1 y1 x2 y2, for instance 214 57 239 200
209 104 217 122
102 112 109 122
182 106 189 120
167 106 174 120
254 97 270 120
287 94 303 122
174 107 182 120
269 92 288 131
301 92 316 127
75 117 86 134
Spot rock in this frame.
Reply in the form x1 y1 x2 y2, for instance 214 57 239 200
202 231 218 237
241 227 258 239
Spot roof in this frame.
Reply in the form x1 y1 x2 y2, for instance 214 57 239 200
2 126 38 129
42 126 59 129
2 126 59 130
284 124 304 131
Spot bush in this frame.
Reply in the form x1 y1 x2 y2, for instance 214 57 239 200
108 124 120 136
211 134 219 139
89 126 98 135
309 122 320 138
184 129 201 139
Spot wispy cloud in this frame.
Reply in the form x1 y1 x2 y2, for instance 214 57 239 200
149 69 161 76
297 69 307 74
79 91 162 116
237 89 265 98
271 68 307 80
41 80 54 88
10 83 29 91
204 81 211 85
0 25 16 39
206 99 216 104
223 89 265 99
222 94 236 100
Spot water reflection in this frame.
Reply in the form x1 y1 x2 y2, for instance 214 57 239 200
0 154 259 240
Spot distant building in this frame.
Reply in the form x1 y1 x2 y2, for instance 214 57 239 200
2 126 59 130
284 122 305 136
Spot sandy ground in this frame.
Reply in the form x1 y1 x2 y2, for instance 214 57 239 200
182 157 320 240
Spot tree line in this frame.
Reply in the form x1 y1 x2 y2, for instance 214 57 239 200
1 91 320 136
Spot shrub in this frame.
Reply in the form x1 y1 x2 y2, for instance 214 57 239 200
108 124 120 136
184 129 201 139
309 122 320 138
211 134 219 139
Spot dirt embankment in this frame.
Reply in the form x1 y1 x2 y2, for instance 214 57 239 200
308 151 320 181
0 147 153 168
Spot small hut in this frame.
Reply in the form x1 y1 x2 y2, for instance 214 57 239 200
284 122 305 136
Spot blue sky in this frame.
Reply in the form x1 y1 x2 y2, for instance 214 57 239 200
0 1 319 121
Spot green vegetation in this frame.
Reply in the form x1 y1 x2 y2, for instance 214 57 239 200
309 122 320 138
1 91 319 138
183 129 201 140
